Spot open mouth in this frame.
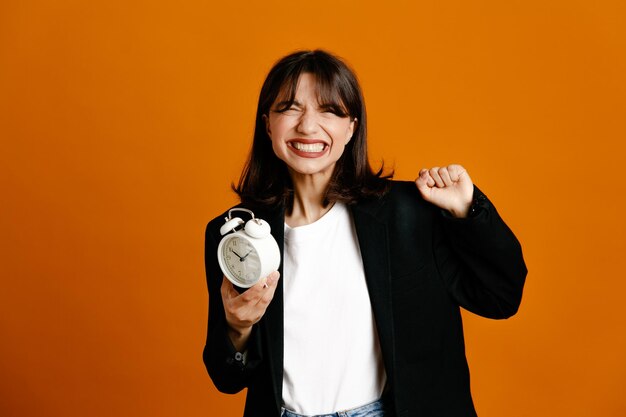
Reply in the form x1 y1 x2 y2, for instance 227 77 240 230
287 139 329 156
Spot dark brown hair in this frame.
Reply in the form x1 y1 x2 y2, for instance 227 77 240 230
234 49 392 210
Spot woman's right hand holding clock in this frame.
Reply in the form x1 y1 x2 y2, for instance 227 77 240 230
220 271 281 351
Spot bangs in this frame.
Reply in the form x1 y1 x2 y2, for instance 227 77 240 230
271 62 353 118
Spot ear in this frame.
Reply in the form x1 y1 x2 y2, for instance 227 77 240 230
346 117 357 144
263 114 271 138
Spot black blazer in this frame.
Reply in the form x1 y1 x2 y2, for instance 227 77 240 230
203 181 527 417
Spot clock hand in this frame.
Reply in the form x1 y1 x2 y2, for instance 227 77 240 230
241 250 253 261
229 248 245 262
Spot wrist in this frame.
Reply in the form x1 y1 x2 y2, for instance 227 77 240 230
447 201 471 218
227 325 252 351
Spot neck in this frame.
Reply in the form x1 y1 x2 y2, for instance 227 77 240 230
286 170 334 227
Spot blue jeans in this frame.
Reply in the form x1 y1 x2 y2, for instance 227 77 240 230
280 399 386 417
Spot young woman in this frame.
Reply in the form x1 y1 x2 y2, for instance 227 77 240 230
203 50 527 417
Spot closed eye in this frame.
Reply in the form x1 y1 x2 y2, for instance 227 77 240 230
319 104 348 117
273 100 303 113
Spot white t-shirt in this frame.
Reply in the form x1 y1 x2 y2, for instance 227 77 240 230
282 202 386 415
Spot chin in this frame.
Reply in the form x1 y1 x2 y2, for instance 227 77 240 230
287 162 336 177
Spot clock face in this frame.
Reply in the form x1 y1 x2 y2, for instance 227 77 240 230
221 236 261 286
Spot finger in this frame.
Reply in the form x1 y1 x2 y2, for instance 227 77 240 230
257 283 278 308
415 169 427 186
429 167 445 188
415 175 430 199
447 164 468 182
419 168 436 187
236 271 280 304
415 169 432 195
256 272 280 307
263 271 280 289
438 166 453 186
425 171 436 187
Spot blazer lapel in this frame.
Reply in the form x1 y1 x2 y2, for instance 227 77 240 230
351 201 395 385
259 205 285 412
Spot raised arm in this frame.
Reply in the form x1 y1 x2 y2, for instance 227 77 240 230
416 165 527 318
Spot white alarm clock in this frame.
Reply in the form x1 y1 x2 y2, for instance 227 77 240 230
217 208 281 289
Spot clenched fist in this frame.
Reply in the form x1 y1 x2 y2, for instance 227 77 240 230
415 164 473 218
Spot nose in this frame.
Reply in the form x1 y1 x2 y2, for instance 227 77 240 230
295 109 319 135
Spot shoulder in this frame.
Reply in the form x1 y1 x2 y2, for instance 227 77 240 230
352 180 436 223
374 180 432 212
382 180 492 214
387 180 422 200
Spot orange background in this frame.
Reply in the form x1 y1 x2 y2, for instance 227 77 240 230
1 1 625 416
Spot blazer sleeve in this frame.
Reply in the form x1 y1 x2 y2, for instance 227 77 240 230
433 186 528 319
202 219 264 393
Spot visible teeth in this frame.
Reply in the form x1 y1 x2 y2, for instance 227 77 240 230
292 142 325 152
